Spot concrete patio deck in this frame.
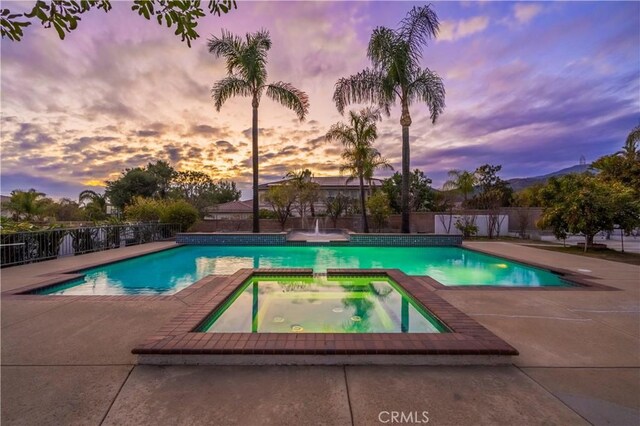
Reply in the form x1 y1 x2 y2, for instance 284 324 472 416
1 241 638 425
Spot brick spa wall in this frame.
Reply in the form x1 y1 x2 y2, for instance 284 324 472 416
176 233 462 247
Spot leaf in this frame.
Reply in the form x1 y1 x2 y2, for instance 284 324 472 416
53 21 65 39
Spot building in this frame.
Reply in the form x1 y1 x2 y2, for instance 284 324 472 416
258 176 383 215
204 200 253 220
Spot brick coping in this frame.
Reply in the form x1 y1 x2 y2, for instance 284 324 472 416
132 269 518 356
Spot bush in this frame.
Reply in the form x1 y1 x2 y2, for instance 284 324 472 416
159 199 199 232
259 209 278 219
366 191 392 232
124 197 163 222
454 216 478 238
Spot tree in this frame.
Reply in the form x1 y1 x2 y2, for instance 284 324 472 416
48 198 84 222
443 169 476 204
209 29 310 233
4 189 49 221
264 183 296 231
146 160 175 199
366 191 392 233
2 0 237 46
468 164 513 209
285 169 320 225
381 169 433 213
538 174 638 252
105 167 158 211
333 5 445 233
325 108 392 233
170 171 240 217
79 190 108 221
324 193 351 228
591 125 640 195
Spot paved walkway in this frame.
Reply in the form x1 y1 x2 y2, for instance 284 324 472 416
1 242 638 425
540 234 640 254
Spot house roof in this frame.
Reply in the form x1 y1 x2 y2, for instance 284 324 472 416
205 200 253 213
258 176 384 189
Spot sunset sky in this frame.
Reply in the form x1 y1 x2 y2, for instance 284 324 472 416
1 1 638 200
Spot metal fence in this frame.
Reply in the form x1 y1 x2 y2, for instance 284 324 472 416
0 223 181 267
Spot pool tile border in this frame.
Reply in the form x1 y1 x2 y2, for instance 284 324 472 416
132 268 518 357
175 232 463 247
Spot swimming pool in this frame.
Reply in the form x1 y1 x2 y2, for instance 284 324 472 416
31 245 571 295
199 275 449 333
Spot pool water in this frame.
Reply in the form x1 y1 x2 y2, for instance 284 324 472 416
34 245 570 295
198 276 448 333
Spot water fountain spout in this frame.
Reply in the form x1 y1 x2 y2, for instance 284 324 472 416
314 219 320 235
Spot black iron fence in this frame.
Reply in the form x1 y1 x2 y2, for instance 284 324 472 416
0 223 180 267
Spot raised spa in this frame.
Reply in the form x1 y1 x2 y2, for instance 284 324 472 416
197 275 449 333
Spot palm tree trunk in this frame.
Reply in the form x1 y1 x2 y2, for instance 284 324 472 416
359 174 369 233
252 105 260 233
401 125 410 233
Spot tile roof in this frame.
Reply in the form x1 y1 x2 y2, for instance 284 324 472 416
258 176 384 189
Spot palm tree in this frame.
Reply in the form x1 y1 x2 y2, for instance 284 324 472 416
333 5 445 233
5 189 47 221
79 190 108 221
443 170 476 204
208 29 310 233
617 124 640 161
326 108 392 233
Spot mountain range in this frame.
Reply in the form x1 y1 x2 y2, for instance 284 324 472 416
506 164 591 192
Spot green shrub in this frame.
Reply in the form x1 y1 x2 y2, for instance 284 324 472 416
258 209 278 219
454 216 478 238
160 199 199 232
124 197 163 222
366 191 392 232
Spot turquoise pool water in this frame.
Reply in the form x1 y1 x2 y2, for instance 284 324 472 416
199 275 448 334
35 245 570 295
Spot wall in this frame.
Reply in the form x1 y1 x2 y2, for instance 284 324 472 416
191 208 544 234
176 232 462 247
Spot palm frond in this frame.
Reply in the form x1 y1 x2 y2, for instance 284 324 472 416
408 67 446 123
247 28 272 52
367 27 401 70
333 68 392 115
78 190 99 204
398 5 439 62
211 76 252 111
207 29 244 75
239 30 271 87
325 122 356 147
265 81 309 120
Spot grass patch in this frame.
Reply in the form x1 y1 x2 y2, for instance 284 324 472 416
531 245 640 266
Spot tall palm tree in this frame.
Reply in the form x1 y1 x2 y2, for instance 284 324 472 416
333 5 445 233
326 108 392 233
208 29 310 233
443 169 476 204
79 190 108 220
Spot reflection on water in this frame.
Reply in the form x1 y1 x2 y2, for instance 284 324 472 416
203 276 447 334
40 245 569 295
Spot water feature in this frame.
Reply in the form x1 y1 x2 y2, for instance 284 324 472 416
286 218 350 242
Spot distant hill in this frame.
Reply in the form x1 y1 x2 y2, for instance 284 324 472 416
507 164 591 192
